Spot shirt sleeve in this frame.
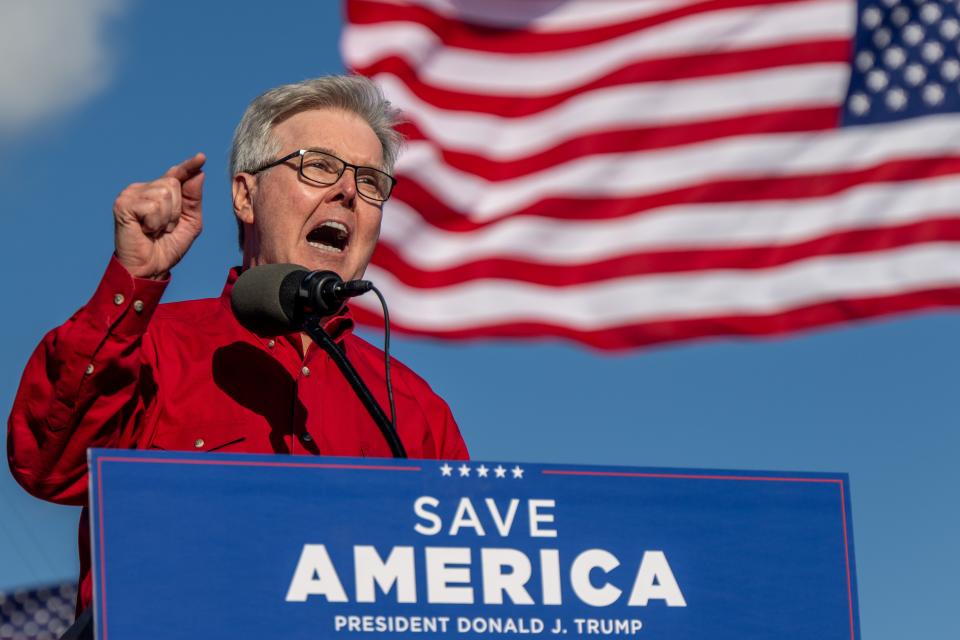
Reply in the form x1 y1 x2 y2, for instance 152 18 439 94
389 358 469 461
436 402 470 461
6 256 167 504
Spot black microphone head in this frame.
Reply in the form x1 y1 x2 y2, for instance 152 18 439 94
231 263 308 335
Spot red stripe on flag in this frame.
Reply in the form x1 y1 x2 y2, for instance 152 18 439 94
393 156 960 230
358 41 850 116
373 218 960 286
352 287 960 350
398 107 841 180
347 0 811 53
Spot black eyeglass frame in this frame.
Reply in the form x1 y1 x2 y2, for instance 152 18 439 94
250 149 397 202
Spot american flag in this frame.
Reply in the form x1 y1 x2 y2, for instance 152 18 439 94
342 0 960 349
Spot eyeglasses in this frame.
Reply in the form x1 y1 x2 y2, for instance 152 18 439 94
250 149 396 202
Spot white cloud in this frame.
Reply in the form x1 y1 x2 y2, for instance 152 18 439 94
0 0 125 135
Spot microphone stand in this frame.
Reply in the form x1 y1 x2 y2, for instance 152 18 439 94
301 315 407 459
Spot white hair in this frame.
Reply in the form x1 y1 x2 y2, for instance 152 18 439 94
229 75 404 247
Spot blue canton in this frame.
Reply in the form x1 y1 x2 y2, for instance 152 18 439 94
844 0 960 125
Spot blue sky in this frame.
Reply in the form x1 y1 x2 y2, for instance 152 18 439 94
0 2 957 638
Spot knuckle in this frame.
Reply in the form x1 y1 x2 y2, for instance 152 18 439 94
148 177 174 193
141 200 160 216
117 183 142 201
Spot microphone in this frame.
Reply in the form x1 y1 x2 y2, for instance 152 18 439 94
231 263 372 335
230 263 405 457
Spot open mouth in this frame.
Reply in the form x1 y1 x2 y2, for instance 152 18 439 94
306 221 350 254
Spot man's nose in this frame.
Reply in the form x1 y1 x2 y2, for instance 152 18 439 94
330 167 358 202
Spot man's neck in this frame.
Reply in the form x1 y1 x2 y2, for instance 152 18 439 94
300 332 313 358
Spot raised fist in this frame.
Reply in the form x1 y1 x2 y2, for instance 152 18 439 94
113 153 206 279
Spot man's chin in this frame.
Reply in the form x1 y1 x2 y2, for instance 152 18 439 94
299 256 356 280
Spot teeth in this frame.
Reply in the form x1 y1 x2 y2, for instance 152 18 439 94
321 221 347 233
306 220 349 253
307 241 343 254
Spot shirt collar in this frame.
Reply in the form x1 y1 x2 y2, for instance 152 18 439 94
219 266 356 343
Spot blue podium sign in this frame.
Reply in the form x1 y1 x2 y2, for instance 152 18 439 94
88 450 859 639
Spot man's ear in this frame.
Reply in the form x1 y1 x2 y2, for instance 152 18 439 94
232 173 256 225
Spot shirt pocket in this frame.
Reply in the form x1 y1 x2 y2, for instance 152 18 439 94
149 428 247 453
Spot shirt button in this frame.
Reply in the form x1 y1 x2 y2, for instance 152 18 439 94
267 340 276 349
84 364 95 375
133 300 145 314
113 294 124 306
194 438 205 449
301 366 310 377
301 433 313 442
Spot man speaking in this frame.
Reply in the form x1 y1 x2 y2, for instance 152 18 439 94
7 75 469 612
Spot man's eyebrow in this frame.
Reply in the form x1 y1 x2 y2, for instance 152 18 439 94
305 146 384 171
305 146 338 157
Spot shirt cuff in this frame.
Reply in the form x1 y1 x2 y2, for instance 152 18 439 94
84 255 169 337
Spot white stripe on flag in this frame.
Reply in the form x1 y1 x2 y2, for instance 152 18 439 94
381 177 960 267
375 64 848 157
366 0 704 31
359 243 960 329
395 115 960 220
344 0 852 93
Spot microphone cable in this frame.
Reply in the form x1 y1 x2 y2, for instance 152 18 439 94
301 270 396 429
369 284 396 429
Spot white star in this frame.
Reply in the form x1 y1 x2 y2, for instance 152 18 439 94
942 59 960 81
440 463 452 477
494 465 507 478
923 82 945 106
873 27 892 48
903 23 925 47
885 87 908 111
892 6 910 27
856 50 875 72
905 63 927 86
458 464 471 477
920 3 942 25
942 18 960 40
861 6 882 29
884 46 906 70
848 93 871 116
511 465 525 479
923 41 945 64
866 69 889 92
476 464 489 478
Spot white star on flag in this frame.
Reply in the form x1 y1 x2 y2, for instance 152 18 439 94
458 464 471 477
440 463 452 477
494 465 507 478
476 464 489 478
511 466 524 479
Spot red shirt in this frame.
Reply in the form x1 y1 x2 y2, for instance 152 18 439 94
7 256 468 610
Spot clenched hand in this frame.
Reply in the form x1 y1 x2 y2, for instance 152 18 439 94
113 153 206 279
